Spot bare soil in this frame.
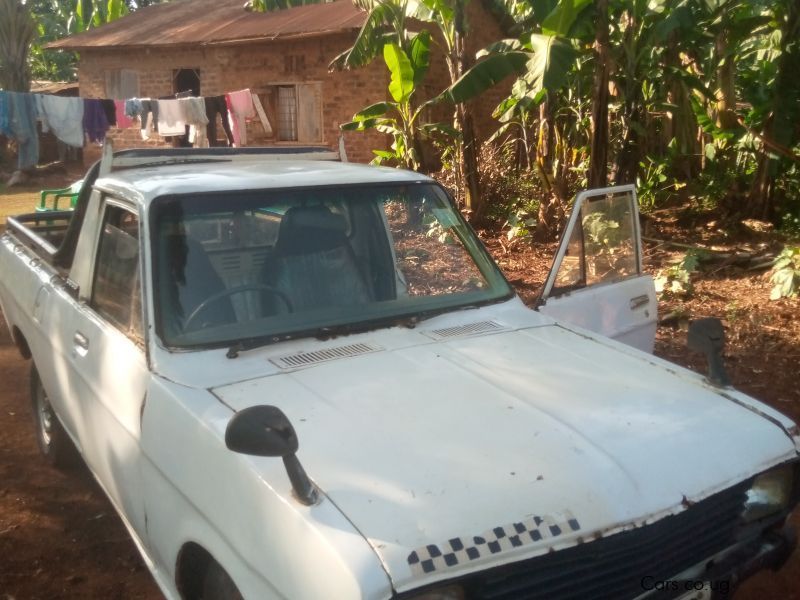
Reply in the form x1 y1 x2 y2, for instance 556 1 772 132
1 178 798 598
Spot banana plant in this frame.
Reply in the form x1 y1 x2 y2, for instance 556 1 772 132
72 0 129 33
342 32 458 170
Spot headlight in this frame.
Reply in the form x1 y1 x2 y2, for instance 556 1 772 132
741 463 795 523
406 584 466 600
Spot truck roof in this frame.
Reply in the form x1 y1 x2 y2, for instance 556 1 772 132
94 159 434 205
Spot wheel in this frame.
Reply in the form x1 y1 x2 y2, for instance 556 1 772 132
201 560 244 600
184 284 293 331
30 365 78 469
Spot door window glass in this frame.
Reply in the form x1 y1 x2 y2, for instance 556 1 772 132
91 204 143 343
552 190 639 295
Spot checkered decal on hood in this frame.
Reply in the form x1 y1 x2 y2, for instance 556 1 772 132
407 512 581 576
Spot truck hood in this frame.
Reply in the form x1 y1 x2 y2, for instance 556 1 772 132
212 324 797 591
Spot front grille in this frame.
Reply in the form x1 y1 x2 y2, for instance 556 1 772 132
461 482 748 600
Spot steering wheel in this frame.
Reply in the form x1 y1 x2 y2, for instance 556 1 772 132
183 284 293 331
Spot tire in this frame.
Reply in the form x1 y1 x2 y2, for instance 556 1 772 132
30 365 78 469
201 560 244 600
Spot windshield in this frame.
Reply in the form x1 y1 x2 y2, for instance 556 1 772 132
150 183 512 349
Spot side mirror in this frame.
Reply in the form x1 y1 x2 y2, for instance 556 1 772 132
225 405 318 505
687 317 731 387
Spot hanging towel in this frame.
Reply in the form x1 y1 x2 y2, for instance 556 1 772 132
225 89 256 147
6 92 39 169
38 95 85 148
83 99 110 144
101 99 117 127
179 96 209 147
114 100 134 129
125 98 143 120
156 98 187 137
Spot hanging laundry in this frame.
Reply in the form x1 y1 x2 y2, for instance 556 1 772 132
179 96 209 147
157 98 187 137
114 100 134 129
204 95 234 147
5 91 39 170
32 94 47 125
101 99 117 127
138 99 159 140
38 95 85 148
0 91 10 137
124 98 158 139
125 98 143 120
225 89 256 147
83 99 110 144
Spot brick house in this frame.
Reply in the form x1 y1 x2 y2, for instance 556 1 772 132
46 0 507 165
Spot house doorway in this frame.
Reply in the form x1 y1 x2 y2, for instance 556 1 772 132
173 69 200 146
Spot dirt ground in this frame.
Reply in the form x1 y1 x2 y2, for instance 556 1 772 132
1 173 799 598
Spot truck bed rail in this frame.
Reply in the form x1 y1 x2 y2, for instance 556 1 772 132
6 212 74 260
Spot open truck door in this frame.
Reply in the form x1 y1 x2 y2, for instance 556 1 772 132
537 185 657 353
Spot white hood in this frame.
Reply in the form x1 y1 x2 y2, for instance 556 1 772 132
212 324 797 591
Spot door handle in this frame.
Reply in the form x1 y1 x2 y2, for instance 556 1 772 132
73 331 89 355
629 295 650 310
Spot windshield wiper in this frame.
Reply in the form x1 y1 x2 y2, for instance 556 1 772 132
226 314 423 359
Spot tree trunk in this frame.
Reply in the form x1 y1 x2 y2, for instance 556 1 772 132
745 0 800 219
714 31 738 131
535 99 565 241
452 2 482 220
613 7 641 185
664 31 698 179
0 0 36 92
588 0 610 188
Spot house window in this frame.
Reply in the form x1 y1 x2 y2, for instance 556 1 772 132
258 83 322 143
277 86 297 141
105 69 139 99
174 68 201 97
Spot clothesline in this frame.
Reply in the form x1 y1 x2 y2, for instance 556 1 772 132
0 87 267 171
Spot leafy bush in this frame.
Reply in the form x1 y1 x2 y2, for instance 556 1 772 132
769 246 800 300
477 143 541 224
654 250 704 298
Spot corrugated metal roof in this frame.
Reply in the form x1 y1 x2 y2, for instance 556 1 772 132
46 0 367 50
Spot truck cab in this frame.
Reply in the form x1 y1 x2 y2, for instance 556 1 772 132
0 149 797 600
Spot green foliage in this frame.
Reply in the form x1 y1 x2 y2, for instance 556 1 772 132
503 209 536 241
342 30 456 170
582 212 622 254
769 246 800 300
424 214 456 244
654 250 706 298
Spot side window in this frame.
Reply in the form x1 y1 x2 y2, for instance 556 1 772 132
256 83 323 143
105 69 140 99
551 189 640 295
91 203 143 343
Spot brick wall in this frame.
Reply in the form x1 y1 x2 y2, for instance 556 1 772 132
76 6 507 167
78 34 389 164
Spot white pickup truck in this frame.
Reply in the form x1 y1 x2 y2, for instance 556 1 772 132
0 147 797 600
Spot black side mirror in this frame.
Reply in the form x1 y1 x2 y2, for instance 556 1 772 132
687 317 731 387
225 405 318 505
